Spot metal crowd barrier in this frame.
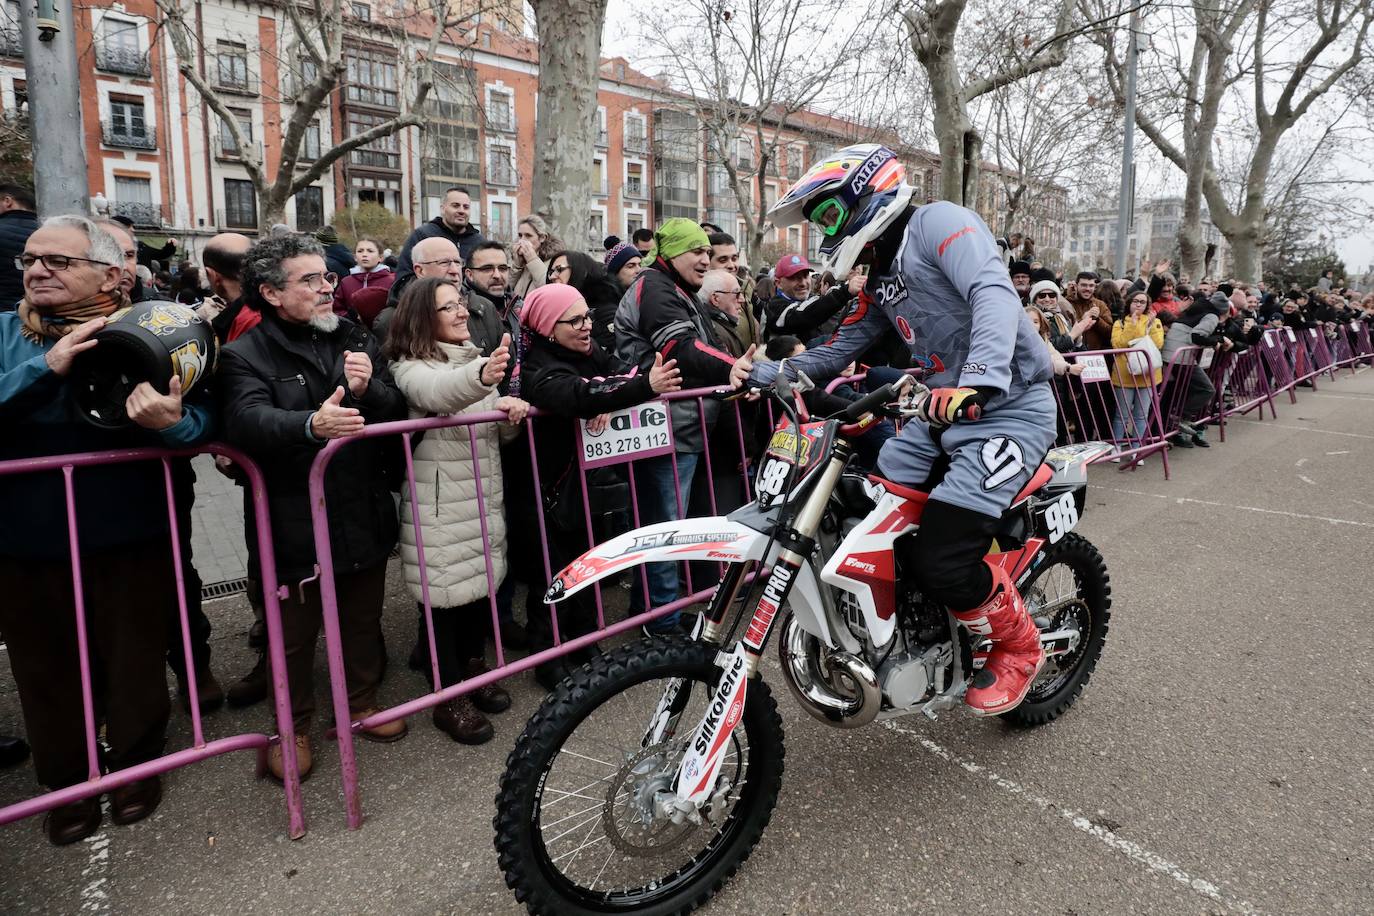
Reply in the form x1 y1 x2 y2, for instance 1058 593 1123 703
0 444 307 840
1051 346 1174 476
304 387 758 829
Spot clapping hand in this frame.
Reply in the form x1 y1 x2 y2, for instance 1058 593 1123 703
311 386 365 439
343 350 372 397
482 334 512 386
648 352 682 393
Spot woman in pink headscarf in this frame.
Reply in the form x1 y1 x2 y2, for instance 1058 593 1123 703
512 284 683 689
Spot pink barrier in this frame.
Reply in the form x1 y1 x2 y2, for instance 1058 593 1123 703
304 386 756 829
1050 347 1172 476
1261 329 1300 402
0 444 306 840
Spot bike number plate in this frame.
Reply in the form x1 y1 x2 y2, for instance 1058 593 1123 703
1037 491 1079 544
755 457 789 508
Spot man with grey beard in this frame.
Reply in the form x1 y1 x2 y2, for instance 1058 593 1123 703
216 234 407 781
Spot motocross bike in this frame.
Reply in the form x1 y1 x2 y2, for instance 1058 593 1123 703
494 369 1113 915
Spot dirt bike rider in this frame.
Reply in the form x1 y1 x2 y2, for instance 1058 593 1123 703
748 143 1057 716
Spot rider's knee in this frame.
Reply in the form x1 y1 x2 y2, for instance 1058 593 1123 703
906 499 1000 610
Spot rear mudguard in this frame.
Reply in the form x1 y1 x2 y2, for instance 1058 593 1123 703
543 517 839 647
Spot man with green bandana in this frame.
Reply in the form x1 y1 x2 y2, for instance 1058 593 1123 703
615 218 755 635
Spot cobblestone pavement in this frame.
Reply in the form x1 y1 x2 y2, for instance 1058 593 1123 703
188 454 250 587
2 369 1373 914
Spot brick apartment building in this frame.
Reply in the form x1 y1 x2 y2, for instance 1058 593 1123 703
0 0 1067 263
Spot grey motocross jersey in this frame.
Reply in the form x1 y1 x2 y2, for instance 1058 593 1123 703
748 201 1052 408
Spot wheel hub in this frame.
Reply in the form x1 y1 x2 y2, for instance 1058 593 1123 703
602 743 698 856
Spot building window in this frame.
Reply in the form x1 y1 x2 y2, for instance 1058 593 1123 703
592 156 607 196
295 186 324 231
424 123 480 182
595 106 607 148
216 41 252 93
430 61 478 123
486 88 514 132
786 145 803 181
624 114 647 154
345 47 398 108
588 212 605 247
224 178 257 229
626 214 643 235
217 108 253 158
788 226 800 252
347 111 400 169
735 137 753 171
350 2 371 20
487 145 514 186
490 200 513 241
97 18 148 75
105 97 153 148
625 162 645 199
111 176 157 226
302 120 321 160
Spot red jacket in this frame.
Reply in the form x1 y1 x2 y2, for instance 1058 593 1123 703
334 266 395 323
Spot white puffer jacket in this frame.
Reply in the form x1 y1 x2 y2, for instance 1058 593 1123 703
391 341 518 608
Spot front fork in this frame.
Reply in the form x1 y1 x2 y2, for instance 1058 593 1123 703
654 455 849 815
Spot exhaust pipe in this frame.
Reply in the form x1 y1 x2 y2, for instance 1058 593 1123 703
778 614 880 729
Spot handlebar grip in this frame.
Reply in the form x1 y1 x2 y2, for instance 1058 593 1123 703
840 384 896 422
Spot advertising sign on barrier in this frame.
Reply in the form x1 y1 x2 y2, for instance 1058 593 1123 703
1286 327 1297 343
1073 354 1111 382
578 401 675 468
1199 348 1215 369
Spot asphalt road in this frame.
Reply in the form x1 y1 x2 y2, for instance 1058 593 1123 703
3 367 1372 915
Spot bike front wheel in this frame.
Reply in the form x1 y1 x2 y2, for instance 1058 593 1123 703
494 637 785 916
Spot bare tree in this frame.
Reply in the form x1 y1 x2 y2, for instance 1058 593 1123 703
637 0 885 267
1098 0 1374 282
528 0 610 246
896 0 1080 208
154 0 477 227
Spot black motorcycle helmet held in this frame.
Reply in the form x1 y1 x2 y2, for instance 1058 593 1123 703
68 301 218 429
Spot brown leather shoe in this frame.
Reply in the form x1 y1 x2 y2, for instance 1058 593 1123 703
177 667 225 715
432 697 493 745
110 775 162 826
44 797 102 846
464 659 512 714
351 707 408 743
267 734 312 784
226 652 268 709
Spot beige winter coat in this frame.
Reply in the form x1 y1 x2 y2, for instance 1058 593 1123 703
391 340 519 608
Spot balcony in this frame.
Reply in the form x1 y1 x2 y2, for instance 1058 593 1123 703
486 111 516 134
486 164 517 188
102 121 156 150
213 64 259 97
109 200 162 228
624 133 648 155
214 136 245 160
623 180 648 201
595 127 608 149
217 207 258 231
96 42 151 77
0 26 21 58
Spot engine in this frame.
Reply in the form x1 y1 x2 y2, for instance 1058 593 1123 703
872 588 956 710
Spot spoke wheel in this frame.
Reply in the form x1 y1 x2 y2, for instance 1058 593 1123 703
495 638 785 915
1006 533 1112 726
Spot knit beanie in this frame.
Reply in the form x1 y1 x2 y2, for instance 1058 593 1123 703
520 283 586 338
314 226 339 245
604 241 639 277
1028 279 1061 305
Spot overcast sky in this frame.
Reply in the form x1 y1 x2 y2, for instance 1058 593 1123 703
599 8 1372 276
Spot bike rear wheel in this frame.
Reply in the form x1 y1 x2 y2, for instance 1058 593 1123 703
494 638 785 915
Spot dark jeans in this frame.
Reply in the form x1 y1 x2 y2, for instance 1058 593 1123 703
420 599 489 687
1163 365 1216 422
0 541 172 789
280 562 388 729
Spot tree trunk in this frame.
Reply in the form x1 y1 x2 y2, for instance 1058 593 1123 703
530 0 609 247
1229 231 1261 285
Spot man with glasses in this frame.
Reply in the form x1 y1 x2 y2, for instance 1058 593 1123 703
216 234 407 782
0 216 214 844
463 240 518 360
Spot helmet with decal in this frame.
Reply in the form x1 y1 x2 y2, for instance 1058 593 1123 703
767 143 913 277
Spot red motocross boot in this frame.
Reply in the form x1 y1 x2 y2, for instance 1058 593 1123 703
952 559 1044 716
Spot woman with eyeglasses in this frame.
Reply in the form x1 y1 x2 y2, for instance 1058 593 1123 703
386 277 530 744
1108 291 1165 459
509 215 563 300
545 249 624 353
515 283 682 689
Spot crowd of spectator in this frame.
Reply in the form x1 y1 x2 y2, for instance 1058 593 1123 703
2 180 1371 847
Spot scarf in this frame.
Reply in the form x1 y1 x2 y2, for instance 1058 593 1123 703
18 289 128 344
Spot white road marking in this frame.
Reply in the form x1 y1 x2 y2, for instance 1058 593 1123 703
884 722 1258 915
1326 450 1350 455
1311 394 1374 401
1294 458 1308 468
80 810 112 915
1231 421 1374 440
1298 475 1317 486
1091 485 1374 529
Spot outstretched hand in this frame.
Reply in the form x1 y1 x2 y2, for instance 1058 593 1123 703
482 334 512 386
729 344 757 390
648 352 682 394
311 386 365 439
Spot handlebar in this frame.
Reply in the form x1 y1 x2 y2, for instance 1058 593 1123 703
839 383 898 422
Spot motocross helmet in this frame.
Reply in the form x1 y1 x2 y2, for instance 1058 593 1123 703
68 301 219 429
767 143 913 276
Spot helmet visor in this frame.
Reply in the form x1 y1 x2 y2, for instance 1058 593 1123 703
808 197 848 236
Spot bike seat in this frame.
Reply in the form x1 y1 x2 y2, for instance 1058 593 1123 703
868 462 1054 506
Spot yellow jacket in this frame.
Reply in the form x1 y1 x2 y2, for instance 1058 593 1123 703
1110 314 1165 387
